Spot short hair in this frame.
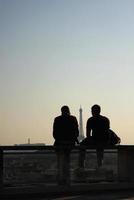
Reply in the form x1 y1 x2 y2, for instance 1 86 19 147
91 104 101 114
61 105 70 114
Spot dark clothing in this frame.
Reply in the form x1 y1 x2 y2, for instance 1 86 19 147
86 115 110 145
53 114 79 185
108 129 121 145
79 115 110 168
53 115 79 146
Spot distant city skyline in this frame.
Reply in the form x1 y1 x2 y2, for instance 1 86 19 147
1 0 134 145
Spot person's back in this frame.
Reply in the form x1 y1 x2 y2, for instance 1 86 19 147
87 115 109 144
53 106 79 146
53 114 78 143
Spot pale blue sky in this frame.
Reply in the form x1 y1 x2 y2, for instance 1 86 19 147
1 0 134 145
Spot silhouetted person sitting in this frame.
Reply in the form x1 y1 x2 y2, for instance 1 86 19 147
53 106 79 146
79 104 110 168
53 105 79 185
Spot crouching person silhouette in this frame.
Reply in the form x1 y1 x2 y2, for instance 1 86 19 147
53 106 79 185
79 104 110 168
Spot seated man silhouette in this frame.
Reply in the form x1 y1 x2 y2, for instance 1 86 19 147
79 104 110 168
53 105 79 184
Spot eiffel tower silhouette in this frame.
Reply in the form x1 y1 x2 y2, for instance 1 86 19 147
78 106 85 142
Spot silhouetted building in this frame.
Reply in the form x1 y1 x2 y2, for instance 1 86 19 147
14 138 45 146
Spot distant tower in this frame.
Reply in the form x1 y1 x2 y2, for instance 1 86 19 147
78 106 85 142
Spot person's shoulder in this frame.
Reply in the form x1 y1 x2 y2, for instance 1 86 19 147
88 116 93 120
101 115 109 121
70 115 77 120
87 117 93 122
54 115 62 121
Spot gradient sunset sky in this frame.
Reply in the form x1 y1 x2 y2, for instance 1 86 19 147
1 0 134 145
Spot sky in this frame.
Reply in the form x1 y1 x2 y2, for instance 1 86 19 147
1 0 134 145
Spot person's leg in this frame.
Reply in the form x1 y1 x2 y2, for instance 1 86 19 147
78 147 86 168
63 150 71 185
96 148 104 167
56 150 65 184
78 138 93 168
56 149 71 185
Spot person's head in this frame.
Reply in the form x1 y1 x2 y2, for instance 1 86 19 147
91 104 101 116
61 105 70 116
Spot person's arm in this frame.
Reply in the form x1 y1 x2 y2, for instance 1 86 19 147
108 118 110 129
53 118 57 139
106 117 110 130
86 119 91 138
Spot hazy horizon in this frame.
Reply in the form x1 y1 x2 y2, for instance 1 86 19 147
1 0 134 145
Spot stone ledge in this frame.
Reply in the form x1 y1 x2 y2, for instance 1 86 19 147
0 182 134 199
